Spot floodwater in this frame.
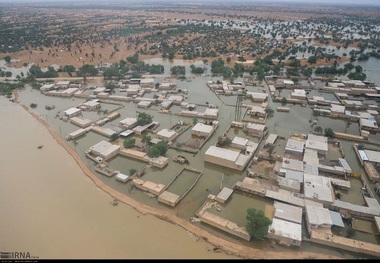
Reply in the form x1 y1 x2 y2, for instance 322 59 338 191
0 97 238 259
2 57 379 259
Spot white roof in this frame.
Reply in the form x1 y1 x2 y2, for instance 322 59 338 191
331 104 345 113
268 218 302 242
216 187 234 202
120 129 134 137
70 117 92 126
303 164 319 177
83 100 100 107
93 87 106 92
303 148 319 166
101 144 120 157
115 172 129 181
232 136 248 147
283 80 295 85
137 100 152 106
360 118 378 129
265 189 305 207
56 80 70 85
140 78 154 84
305 134 328 153
304 174 333 204
248 105 266 114
192 123 213 134
338 158 352 173
306 205 333 226
205 146 239 162
120 117 137 126
204 108 219 116
282 158 304 172
265 134 278 145
247 92 268 100
167 95 183 101
285 169 304 183
89 140 112 154
363 149 380 163
68 128 87 137
157 128 177 138
64 107 81 115
274 201 303 224
246 122 265 131
285 138 305 153
277 176 300 192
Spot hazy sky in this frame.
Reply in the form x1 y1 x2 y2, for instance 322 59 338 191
0 0 379 5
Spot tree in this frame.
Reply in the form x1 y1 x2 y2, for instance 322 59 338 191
141 135 152 146
324 128 335 138
307 56 317 64
137 112 153 126
4 55 11 63
123 138 136 148
246 208 272 240
147 141 168 158
265 107 274 117
314 125 323 133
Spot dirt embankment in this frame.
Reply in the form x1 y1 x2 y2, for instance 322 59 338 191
20 104 342 260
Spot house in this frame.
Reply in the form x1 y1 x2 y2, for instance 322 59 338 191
285 138 305 155
192 123 214 137
64 107 81 118
119 117 138 129
81 100 101 111
305 134 328 155
137 100 152 108
291 89 306 100
246 123 266 138
267 218 302 247
246 92 268 102
303 174 334 207
203 108 219 119
156 128 178 142
55 80 70 89
204 146 252 171
305 205 333 234
87 140 120 160
273 201 303 224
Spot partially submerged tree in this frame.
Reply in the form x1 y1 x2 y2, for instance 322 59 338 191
137 112 153 126
324 128 335 138
246 208 272 240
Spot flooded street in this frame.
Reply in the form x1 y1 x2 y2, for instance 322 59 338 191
0 97 237 259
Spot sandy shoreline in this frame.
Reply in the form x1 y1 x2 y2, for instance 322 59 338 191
18 100 341 259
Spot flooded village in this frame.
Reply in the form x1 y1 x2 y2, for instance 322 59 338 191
8 64 379 258
1 0 380 259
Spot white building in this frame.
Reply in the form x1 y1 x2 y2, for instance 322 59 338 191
273 201 303 224
203 108 219 119
246 92 268 102
246 123 266 137
192 123 214 137
304 174 334 207
305 205 333 232
156 128 178 142
285 138 305 155
81 100 101 111
267 218 302 247
305 134 328 155
119 117 138 129
204 146 252 171
88 140 120 160
64 107 81 118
